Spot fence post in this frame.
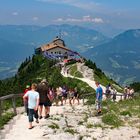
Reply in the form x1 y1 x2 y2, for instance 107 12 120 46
0 100 2 116
82 97 84 105
120 95 122 101
12 95 17 115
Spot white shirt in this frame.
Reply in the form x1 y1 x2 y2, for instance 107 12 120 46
24 90 39 109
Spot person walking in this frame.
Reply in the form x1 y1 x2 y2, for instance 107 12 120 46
37 79 51 119
73 87 79 105
23 83 39 129
23 85 30 116
95 81 103 115
123 86 128 99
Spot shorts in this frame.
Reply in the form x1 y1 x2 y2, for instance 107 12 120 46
62 94 67 98
95 100 102 110
28 109 38 122
58 95 62 100
74 92 78 98
39 102 51 107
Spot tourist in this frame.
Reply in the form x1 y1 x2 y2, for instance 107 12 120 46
23 83 39 129
48 87 55 102
111 87 117 102
123 86 128 99
73 87 80 105
127 87 131 99
105 83 111 99
37 79 51 119
68 88 74 106
62 85 68 105
56 86 63 105
129 87 134 98
23 85 30 116
95 81 103 115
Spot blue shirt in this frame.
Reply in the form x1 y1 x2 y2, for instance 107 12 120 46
25 90 39 109
96 86 103 100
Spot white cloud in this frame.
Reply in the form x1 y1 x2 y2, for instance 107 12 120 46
12 12 19 16
32 16 39 21
36 0 100 10
54 15 104 23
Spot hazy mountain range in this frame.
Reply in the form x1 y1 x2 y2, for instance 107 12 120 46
84 29 140 85
0 24 108 79
0 24 140 85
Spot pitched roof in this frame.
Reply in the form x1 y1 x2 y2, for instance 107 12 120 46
40 38 72 52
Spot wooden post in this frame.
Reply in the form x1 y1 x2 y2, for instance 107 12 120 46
120 95 122 101
12 96 17 115
82 97 84 105
0 100 2 116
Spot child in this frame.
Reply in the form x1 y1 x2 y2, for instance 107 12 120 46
23 83 39 129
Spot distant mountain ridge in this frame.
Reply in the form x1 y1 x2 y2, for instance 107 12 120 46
84 29 140 85
1 24 140 85
0 24 108 79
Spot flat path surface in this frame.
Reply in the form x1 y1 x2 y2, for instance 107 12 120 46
4 105 65 140
3 103 140 140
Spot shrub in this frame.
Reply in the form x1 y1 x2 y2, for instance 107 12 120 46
0 112 15 129
78 121 84 125
86 123 94 128
102 111 122 127
48 123 59 129
74 71 83 78
64 128 77 135
120 111 132 117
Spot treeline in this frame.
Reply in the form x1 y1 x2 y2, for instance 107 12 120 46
130 82 140 92
85 60 119 87
0 55 95 97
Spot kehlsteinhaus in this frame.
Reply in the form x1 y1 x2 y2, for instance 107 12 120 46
35 37 81 60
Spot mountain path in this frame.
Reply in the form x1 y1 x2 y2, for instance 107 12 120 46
0 62 127 140
62 62 123 101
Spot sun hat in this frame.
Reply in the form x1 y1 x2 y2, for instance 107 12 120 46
41 79 47 83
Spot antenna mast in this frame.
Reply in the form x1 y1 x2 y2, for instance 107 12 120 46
59 29 62 39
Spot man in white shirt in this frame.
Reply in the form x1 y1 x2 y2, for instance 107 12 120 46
23 83 39 129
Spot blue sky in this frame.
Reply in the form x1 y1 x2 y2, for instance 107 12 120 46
0 0 140 35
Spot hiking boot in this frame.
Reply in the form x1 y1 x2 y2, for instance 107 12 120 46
98 111 102 114
44 114 50 119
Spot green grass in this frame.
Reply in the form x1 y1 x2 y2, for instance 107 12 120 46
120 111 132 117
64 128 78 135
63 77 95 98
48 122 60 129
93 123 103 128
69 64 77 76
86 123 94 128
78 121 84 125
74 71 83 78
83 114 88 122
69 64 83 78
1 98 23 112
86 95 140 128
0 112 15 129
94 73 123 92
102 111 122 127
